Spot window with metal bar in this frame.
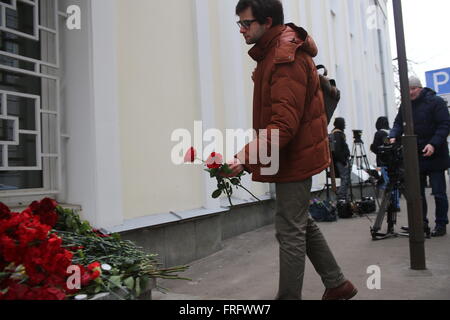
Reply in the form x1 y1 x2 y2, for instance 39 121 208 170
0 0 60 197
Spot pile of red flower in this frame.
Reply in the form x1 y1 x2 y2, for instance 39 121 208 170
0 199 100 300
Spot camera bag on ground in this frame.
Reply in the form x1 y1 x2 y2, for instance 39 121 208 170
357 197 377 214
309 199 337 222
337 200 354 219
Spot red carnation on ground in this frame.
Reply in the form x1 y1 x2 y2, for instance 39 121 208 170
87 262 102 280
0 202 11 220
92 229 110 238
0 200 108 300
29 198 59 227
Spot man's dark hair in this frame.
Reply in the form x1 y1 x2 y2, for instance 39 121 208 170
236 0 284 26
334 118 346 131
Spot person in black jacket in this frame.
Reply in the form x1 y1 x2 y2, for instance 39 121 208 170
390 76 450 237
331 118 351 201
370 116 400 210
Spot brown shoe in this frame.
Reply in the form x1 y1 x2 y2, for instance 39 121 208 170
322 280 358 300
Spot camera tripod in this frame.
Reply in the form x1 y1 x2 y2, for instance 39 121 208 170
320 159 337 201
370 168 431 241
349 139 380 209
370 171 405 240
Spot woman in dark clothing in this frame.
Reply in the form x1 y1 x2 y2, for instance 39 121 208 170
370 117 390 166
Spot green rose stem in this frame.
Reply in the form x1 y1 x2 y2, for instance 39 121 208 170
192 153 262 207
235 183 261 203
220 178 233 207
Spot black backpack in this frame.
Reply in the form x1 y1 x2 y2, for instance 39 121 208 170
317 65 341 124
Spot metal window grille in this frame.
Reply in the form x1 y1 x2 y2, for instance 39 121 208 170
0 0 62 201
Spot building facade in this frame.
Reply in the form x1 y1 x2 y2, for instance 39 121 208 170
0 0 396 263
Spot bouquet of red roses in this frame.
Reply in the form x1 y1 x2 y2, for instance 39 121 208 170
184 147 260 207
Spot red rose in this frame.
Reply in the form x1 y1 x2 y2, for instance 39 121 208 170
184 147 197 163
206 152 223 169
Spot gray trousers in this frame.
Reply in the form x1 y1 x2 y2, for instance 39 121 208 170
336 162 351 200
275 179 346 300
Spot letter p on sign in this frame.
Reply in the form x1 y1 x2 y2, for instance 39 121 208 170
426 68 450 95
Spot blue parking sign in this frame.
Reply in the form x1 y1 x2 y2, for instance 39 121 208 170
426 68 450 95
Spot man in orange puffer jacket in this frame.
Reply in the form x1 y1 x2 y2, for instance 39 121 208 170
227 0 357 300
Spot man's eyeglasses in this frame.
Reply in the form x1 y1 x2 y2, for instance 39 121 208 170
237 19 257 29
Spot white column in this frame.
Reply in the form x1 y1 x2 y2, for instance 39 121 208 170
89 0 124 228
61 0 123 229
298 0 310 30
217 0 263 201
194 0 222 209
282 0 295 24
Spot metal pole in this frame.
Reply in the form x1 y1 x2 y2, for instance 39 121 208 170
392 0 426 270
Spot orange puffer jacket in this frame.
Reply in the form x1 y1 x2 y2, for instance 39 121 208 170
236 24 331 183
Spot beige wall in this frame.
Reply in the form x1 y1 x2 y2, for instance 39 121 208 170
113 0 394 220
116 0 203 219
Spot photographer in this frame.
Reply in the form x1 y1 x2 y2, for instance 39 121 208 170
370 117 400 211
389 76 450 237
331 118 351 201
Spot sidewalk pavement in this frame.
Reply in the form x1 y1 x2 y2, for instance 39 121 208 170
154 191 450 300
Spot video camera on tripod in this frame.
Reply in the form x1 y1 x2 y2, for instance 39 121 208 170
353 130 364 144
378 142 404 171
370 141 405 240
348 130 378 216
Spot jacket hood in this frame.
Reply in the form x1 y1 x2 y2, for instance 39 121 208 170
249 23 318 62
274 23 318 64
417 87 437 101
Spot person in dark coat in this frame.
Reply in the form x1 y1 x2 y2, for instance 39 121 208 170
390 76 450 237
370 116 400 210
331 118 351 201
370 117 390 167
